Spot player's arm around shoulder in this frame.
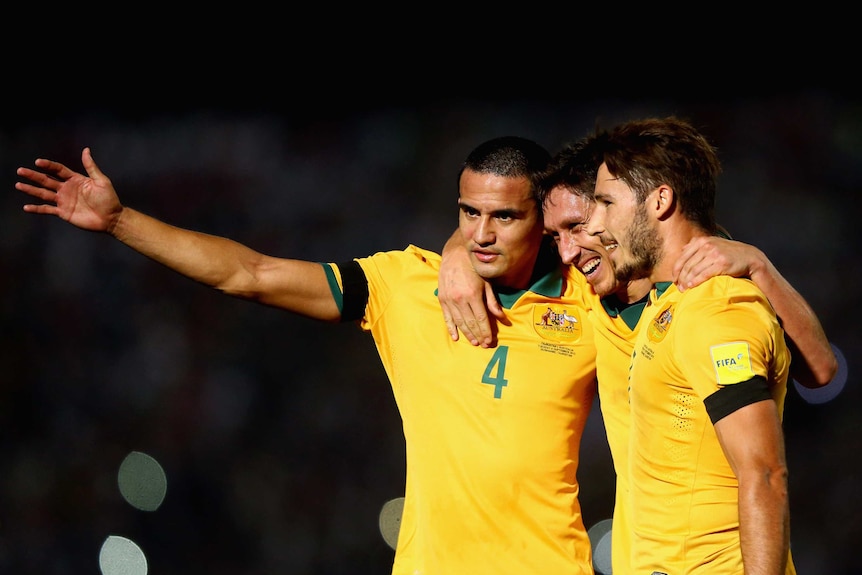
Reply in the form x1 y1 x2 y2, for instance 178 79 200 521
676 236 836 388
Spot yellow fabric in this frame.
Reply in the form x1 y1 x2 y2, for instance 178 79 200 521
337 245 599 575
627 277 792 574
587 297 645 574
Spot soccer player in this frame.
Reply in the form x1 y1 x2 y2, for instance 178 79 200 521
589 116 800 573
16 138 599 575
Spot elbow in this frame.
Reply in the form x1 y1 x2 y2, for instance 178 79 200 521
767 464 790 505
801 354 839 389
790 346 839 390
748 461 789 496
218 284 259 302
817 353 840 388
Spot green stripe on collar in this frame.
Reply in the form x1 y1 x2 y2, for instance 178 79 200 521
600 293 649 330
654 281 673 299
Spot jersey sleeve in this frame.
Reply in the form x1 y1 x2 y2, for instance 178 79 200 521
674 278 783 402
331 245 440 328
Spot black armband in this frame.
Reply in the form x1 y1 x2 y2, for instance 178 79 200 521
335 260 369 322
703 375 772 424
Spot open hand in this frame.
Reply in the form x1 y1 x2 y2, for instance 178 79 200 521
16 147 123 233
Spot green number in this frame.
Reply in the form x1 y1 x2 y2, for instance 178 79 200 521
482 345 509 398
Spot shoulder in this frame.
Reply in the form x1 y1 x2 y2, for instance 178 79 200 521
684 275 765 303
356 245 440 266
676 276 773 327
356 245 442 281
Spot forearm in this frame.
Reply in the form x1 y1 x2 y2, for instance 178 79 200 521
111 207 269 297
749 258 837 388
738 471 790 575
110 208 341 318
442 228 465 258
716 401 790 574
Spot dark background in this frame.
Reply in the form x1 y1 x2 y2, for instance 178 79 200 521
2 39 860 574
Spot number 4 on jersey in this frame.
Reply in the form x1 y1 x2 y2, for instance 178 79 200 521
482 345 509 398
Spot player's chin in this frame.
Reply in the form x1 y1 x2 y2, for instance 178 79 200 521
473 261 504 283
587 269 617 297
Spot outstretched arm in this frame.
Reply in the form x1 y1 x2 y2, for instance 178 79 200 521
17 148 341 321
438 229 506 347
674 236 837 388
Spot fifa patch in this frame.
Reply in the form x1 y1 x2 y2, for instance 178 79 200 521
646 302 674 343
533 304 583 342
710 342 755 385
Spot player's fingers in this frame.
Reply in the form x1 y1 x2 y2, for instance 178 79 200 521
464 306 491 348
16 167 62 191
32 157 78 182
459 313 481 346
442 313 460 341
439 302 461 341
485 283 505 321
681 257 718 291
22 203 61 216
674 239 703 277
678 245 714 286
82 147 106 180
15 180 56 201
484 284 508 330
449 301 485 346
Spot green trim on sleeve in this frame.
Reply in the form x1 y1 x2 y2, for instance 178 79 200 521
321 263 345 314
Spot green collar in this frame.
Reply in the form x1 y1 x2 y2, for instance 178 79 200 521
496 245 563 309
599 280 673 331
654 281 673 299
600 293 649 330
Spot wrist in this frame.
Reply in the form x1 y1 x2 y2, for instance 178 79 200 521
107 205 128 238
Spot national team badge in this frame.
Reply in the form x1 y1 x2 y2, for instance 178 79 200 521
646 302 674 343
533 304 583 342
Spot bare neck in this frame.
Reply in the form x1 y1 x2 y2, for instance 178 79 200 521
651 220 708 284
617 277 653 304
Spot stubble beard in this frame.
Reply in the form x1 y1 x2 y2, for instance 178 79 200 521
614 204 661 284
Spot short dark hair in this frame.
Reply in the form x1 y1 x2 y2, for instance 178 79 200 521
459 136 551 187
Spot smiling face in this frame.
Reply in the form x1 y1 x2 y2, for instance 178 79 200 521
542 185 621 297
589 162 661 284
457 168 544 290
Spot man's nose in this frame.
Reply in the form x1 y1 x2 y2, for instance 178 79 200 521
557 235 580 265
584 206 605 237
474 218 495 245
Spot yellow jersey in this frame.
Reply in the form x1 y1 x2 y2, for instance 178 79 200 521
588 293 649 574
627 277 792 574
326 245 599 575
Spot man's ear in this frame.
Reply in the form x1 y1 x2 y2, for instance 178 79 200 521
654 185 675 220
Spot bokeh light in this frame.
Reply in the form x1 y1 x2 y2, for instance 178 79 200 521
793 343 848 405
587 518 613 575
99 536 147 575
117 451 167 512
378 497 405 551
